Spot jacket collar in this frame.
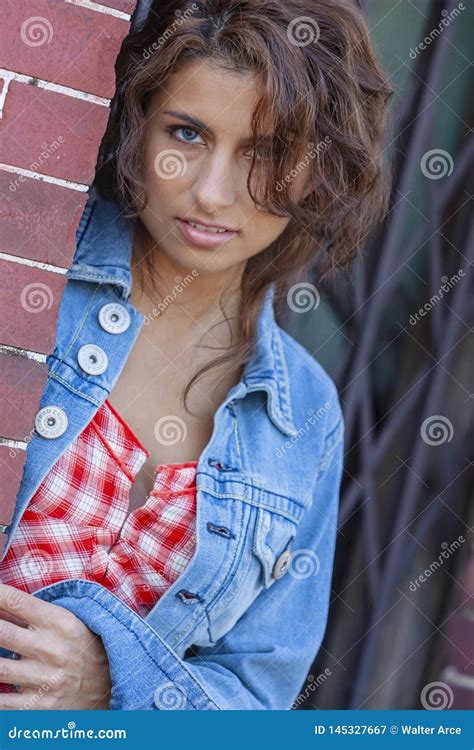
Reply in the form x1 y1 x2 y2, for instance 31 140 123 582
66 189 298 437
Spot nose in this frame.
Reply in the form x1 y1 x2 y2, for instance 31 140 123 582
192 150 237 214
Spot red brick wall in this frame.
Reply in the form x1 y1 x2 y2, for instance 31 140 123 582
0 0 137 555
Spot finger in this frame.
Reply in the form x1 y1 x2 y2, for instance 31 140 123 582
0 656 56 690
0 608 28 628
0 620 39 660
0 584 58 628
0 689 41 710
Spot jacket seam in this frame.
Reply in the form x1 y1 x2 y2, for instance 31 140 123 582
199 487 302 523
48 284 101 374
198 472 307 509
46 370 102 406
316 416 344 478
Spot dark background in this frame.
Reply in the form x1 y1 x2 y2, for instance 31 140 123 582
286 0 473 710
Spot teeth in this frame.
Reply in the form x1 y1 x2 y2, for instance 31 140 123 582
187 221 227 233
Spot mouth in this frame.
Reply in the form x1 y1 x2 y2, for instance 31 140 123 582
176 218 238 249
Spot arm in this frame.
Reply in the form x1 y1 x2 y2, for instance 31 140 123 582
21 408 344 711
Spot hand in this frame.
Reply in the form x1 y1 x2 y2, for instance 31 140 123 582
0 583 112 709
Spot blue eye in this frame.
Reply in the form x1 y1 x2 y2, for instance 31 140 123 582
169 126 203 144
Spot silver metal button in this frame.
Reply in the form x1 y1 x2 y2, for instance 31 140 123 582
98 303 131 334
77 344 108 375
35 406 68 439
272 549 292 580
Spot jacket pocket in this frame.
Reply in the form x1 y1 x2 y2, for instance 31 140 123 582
253 507 297 589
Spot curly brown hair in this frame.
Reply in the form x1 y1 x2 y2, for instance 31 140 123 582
94 0 394 410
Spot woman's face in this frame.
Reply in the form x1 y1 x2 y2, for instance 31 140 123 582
137 59 309 278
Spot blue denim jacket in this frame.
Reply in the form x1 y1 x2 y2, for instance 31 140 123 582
4 188 344 710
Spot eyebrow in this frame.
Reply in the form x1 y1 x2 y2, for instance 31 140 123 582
162 110 273 147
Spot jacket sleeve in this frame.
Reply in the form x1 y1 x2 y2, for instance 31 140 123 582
33 409 344 711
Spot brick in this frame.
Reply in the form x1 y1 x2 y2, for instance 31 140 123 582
0 0 131 99
0 446 27 528
0 260 67 353
0 352 47 441
0 0 138 544
0 172 87 266
0 81 110 184
98 0 137 13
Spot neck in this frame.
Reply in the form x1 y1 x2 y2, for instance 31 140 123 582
129 230 245 336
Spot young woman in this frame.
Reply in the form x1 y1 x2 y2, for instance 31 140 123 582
0 0 392 709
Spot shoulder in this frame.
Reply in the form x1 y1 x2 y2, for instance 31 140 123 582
277 323 344 453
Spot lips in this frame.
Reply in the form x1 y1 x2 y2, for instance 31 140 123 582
176 218 238 249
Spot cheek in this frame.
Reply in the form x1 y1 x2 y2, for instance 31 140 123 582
248 215 290 253
144 136 190 188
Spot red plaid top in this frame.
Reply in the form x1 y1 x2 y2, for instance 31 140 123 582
0 398 197 616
